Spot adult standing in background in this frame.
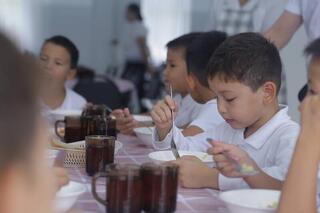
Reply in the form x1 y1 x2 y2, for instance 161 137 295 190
206 0 288 104
264 0 320 100
121 3 153 112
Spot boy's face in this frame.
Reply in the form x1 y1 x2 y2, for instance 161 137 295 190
163 48 189 95
40 42 76 89
209 76 267 129
307 57 320 95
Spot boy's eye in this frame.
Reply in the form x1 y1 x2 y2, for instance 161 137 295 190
40 56 47 61
226 97 236 102
309 89 316 95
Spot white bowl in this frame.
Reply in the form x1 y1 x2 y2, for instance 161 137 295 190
133 127 154 147
133 115 154 126
219 189 280 213
54 181 86 212
46 149 60 166
148 150 214 164
50 109 83 117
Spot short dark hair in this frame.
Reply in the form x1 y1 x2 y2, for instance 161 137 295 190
166 32 202 60
0 32 40 172
186 31 227 87
206 32 282 94
305 37 320 58
44 35 79 69
127 3 143 21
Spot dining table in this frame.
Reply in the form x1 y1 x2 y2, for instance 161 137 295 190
64 134 230 213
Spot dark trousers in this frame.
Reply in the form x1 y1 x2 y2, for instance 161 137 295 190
122 61 146 111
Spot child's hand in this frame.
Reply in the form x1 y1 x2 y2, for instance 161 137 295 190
150 95 178 140
172 156 218 188
208 141 259 178
111 108 138 135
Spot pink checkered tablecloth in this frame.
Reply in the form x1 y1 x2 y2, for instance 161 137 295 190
66 134 230 213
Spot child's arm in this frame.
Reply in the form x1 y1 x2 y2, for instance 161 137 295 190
173 156 220 189
278 95 320 213
209 141 289 190
263 11 302 49
112 108 138 135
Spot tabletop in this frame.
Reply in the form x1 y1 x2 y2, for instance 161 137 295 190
65 134 229 213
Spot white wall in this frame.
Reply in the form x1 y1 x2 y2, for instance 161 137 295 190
30 0 138 74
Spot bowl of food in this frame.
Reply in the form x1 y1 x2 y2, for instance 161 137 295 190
148 150 214 165
133 115 154 127
219 189 280 213
54 181 86 212
133 127 154 147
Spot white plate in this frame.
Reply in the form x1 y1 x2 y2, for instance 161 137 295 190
219 189 280 213
50 109 83 117
148 150 214 164
133 115 152 122
133 127 154 147
54 181 86 212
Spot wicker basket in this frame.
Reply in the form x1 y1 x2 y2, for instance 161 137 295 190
50 139 122 168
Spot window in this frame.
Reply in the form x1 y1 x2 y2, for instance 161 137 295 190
141 0 192 64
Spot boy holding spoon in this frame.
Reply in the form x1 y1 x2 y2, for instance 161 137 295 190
156 33 299 191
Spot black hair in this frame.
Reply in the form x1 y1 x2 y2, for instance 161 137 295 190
0 32 40 172
186 31 227 87
166 32 202 60
206 32 282 94
305 37 320 58
44 35 79 69
127 3 143 21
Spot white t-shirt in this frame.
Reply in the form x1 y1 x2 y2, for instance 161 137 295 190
206 0 284 34
43 88 87 113
123 20 148 62
153 106 299 190
173 94 203 128
189 99 224 132
285 0 320 42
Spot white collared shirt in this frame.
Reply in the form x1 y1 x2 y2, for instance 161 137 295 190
285 0 320 42
153 106 299 190
123 20 148 62
189 99 224 132
174 94 203 128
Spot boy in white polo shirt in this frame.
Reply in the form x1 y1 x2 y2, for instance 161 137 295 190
113 33 213 135
40 35 86 114
154 33 299 190
151 32 225 138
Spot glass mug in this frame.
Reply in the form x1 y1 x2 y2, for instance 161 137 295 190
85 115 107 136
141 162 179 213
55 115 83 143
92 164 142 213
85 135 115 176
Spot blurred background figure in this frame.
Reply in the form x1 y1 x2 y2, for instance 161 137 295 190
118 3 154 112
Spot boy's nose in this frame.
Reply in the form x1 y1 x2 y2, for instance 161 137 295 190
218 100 227 115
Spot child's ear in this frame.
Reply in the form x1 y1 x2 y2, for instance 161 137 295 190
262 81 277 104
186 73 197 91
67 69 77 80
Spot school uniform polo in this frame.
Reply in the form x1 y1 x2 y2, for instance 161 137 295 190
174 94 203 128
188 98 223 132
153 106 299 190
